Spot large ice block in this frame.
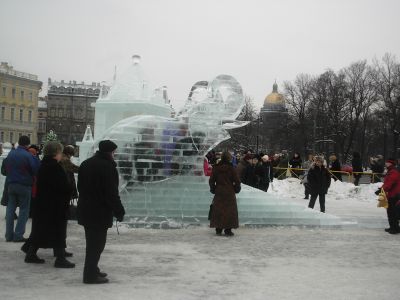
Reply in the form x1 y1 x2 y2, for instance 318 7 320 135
87 67 341 227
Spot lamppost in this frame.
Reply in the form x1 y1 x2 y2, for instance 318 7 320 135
256 115 263 153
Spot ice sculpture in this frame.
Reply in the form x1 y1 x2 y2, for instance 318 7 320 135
87 58 341 227
76 125 94 162
93 55 172 140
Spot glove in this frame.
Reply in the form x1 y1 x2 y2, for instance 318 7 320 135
115 206 125 222
375 189 381 196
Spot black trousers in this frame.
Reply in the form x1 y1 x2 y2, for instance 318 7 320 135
83 226 108 280
387 197 399 230
304 184 310 198
308 193 326 213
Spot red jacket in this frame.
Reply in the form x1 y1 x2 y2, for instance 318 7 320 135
382 166 400 199
203 158 212 176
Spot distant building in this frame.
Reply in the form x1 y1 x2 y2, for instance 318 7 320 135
259 82 288 153
0 62 42 144
37 97 47 143
46 79 107 145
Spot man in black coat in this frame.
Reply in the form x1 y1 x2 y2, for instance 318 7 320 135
307 156 331 213
256 155 274 192
77 140 125 284
352 152 363 186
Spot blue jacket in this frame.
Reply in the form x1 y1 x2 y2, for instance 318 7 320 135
5 146 40 186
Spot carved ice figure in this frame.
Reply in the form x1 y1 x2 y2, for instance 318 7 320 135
94 73 247 186
91 70 341 227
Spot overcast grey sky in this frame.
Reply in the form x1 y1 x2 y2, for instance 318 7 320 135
1 0 399 109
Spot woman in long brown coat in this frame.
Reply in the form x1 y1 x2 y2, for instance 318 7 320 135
209 151 241 236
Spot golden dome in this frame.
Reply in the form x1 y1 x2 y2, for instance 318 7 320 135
264 82 285 106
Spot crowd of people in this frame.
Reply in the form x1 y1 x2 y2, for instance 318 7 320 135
1 138 400 285
207 149 400 235
1 136 125 284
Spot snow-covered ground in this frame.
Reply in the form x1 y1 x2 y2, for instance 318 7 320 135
269 178 387 227
0 178 397 300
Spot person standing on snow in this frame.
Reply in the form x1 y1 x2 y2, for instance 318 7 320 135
375 159 400 234
352 152 363 186
23 142 74 268
4 136 40 242
329 155 342 182
256 155 274 192
77 140 125 284
307 156 331 213
289 152 303 178
209 151 241 236
301 154 314 200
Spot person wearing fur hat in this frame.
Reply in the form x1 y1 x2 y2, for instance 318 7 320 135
307 156 331 213
375 159 400 234
77 140 125 284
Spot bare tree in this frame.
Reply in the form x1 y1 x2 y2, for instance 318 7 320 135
284 73 314 155
342 60 375 159
371 53 400 158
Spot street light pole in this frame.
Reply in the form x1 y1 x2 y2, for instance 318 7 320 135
256 115 260 153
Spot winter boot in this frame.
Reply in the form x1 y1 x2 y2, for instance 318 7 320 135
83 276 109 284
215 228 222 235
25 246 45 264
54 257 75 268
53 249 73 258
224 229 234 236
96 267 107 278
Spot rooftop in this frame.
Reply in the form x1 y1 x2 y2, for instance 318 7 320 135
0 62 39 81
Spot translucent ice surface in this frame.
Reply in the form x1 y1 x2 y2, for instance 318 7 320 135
88 69 341 227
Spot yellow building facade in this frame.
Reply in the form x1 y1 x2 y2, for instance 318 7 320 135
0 62 42 144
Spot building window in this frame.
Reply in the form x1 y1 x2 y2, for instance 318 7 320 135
29 92 33 101
19 109 23 122
1 107 4 120
28 110 32 122
18 133 22 139
58 109 63 118
12 88 16 99
2 87 5 97
20 90 24 100
10 132 14 143
11 108 15 121
50 108 56 117
0 131 4 142
28 133 31 141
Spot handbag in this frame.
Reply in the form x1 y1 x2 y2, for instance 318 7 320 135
68 199 78 220
377 188 388 209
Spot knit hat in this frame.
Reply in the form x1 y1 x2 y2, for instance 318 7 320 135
386 159 396 166
262 155 269 162
98 140 117 153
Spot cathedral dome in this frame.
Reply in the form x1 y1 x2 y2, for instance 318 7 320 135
264 82 285 106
